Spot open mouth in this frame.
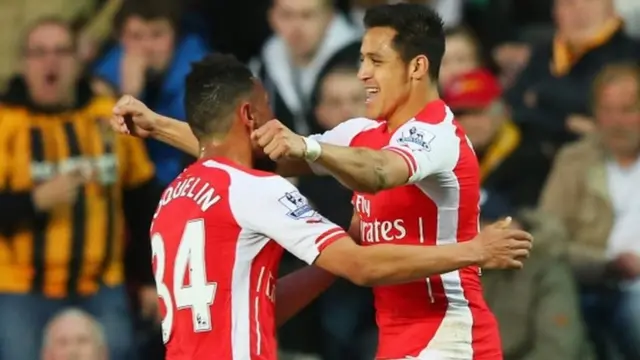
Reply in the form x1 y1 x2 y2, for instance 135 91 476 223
365 88 379 104
44 73 59 85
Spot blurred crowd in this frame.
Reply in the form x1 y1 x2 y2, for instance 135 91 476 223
0 0 639 359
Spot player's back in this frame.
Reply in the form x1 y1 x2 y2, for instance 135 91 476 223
150 158 285 360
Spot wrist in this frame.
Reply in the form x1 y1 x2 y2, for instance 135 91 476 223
150 113 166 139
464 239 486 266
302 137 322 162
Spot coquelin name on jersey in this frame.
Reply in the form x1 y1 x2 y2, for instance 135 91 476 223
154 177 221 218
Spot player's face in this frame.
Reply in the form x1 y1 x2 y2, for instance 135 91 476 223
23 23 78 106
359 27 412 120
595 77 640 156
42 317 105 360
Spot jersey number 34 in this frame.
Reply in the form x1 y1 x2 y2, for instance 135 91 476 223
151 219 217 343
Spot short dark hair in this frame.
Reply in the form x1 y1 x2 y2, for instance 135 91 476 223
364 4 445 81
115 0 181 33
185 53 256 140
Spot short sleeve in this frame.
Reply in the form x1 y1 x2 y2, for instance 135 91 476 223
307 117 378 175
385 119 461 184
119 135 156 188
231 175 347 265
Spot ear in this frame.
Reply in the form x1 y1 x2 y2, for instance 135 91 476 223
238 102 255 131
409 55 429 81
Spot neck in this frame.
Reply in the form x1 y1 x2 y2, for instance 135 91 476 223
200 135 253 168
291 50 316 67
387 83 440 131
30 88 75 108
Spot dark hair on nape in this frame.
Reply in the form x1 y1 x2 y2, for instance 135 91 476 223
364 3 445 82
185 53 256 140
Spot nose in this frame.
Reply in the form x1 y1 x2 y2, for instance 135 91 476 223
357 61 372 82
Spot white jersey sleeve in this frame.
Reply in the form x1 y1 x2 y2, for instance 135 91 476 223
307 117 379 175
385 114 460 184
230 174 347 265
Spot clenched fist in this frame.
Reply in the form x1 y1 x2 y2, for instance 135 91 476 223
472 217 533 270
251 120 307 161
111 95 157 138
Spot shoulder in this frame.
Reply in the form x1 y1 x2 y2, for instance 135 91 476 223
313 117 382 146
553 136 601 165
338 117 381 132
202 159 293 194
396 102 458 143
0 106 26 134
202 160 312 220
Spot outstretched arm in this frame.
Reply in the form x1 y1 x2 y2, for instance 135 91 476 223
111 95 200 157
312 144 410 193
253 116 460 193
240 176 531 289
151 115 200 157
274 212 360 326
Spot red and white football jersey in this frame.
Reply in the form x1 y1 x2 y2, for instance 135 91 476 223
310 99 502 360
149 157 345 360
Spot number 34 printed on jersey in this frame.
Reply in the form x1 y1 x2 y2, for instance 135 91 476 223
151 219 217 343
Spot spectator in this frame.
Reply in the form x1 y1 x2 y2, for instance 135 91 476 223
540 62 640 359
443 69 553 209
250 0 361 136
439 26 483 88
505 0 640 149
0 18 160 360
300 63 376 360
42 308 107 360
0 0 123 90
479 191 590 360
93 0 209 185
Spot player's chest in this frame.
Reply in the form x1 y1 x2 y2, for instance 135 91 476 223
352 185 436 246
350 126 391 150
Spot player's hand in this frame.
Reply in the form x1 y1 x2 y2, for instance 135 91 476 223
251 120 306 161
474 217 533 270
111 95 157 138
32 169 88 211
